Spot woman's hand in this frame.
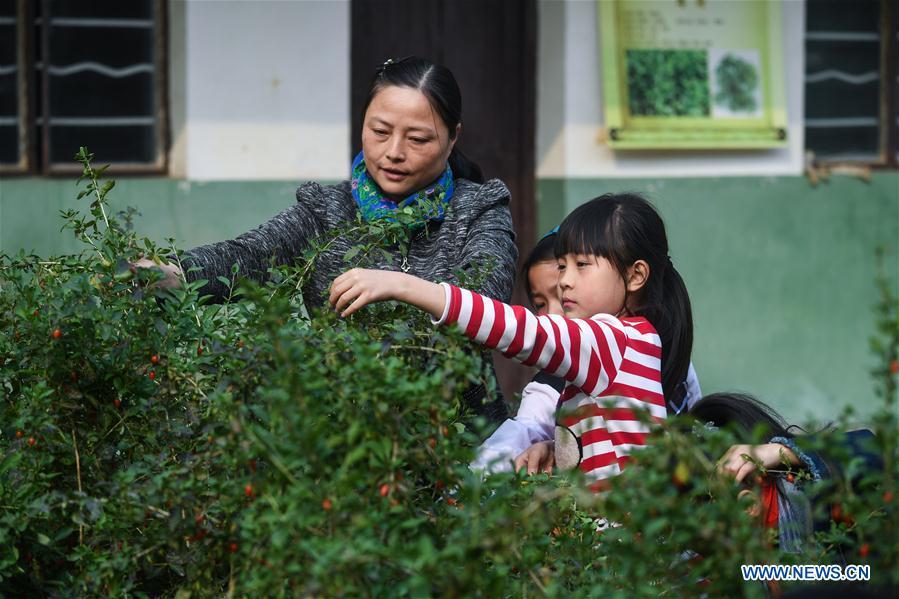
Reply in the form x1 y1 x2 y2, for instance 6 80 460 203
133 258 183 289
329 268 446 319
514 441 555 475
717 443 800 483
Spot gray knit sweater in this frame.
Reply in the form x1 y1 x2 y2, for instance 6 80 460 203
181 178 518 419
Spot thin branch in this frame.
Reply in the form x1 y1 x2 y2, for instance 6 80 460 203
71 430 84 546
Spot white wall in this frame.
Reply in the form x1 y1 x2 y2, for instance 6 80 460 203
169 0 350 181
537 0 806 178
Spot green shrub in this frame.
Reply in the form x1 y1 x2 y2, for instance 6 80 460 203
0 149 896 596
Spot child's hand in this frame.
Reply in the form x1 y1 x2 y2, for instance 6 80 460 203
514 441 555 475
329 268 403 317
716 443 799 482
329 269 447 319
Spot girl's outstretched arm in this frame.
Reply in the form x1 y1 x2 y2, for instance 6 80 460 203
330 269 660 405
329 269 446 319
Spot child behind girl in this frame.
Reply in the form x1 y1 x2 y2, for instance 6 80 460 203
470 232 565 474
329 193 693 485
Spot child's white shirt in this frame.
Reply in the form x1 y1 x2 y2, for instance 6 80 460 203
470 363 703 474
470 380 558 474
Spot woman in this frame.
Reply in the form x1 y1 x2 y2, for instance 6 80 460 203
138 56 518 421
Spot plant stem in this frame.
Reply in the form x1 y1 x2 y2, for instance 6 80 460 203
72 429 84 546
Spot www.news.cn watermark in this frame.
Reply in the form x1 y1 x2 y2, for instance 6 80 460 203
741 564 871 582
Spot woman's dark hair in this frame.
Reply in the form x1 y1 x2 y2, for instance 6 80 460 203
521 232 557 302
554 193 693 412
363 56 484 183
689 392 795 440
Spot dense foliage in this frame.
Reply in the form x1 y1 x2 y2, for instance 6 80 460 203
626 49 710 117
1 149 896 597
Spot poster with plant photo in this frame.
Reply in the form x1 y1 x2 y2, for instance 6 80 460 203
599 0 786 148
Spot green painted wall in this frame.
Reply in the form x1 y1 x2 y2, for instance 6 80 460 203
2 174 897 424
0 178 340 256
537 174 899 425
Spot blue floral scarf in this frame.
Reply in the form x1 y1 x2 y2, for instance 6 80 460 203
350 151 454 222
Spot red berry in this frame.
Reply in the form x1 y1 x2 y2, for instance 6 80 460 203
15 430 23 439
859 543 870 558
379 483 390 497
786 473 795 484
52 328 61 339
427 437 437 450
148 370 156 381
114 399 122 409
831 503 843 522
446 497 457 506
244 484 254 498
884 491 895 504
197 345 204 356
322 498 332 511
229 542 238 553
27 437 36 447
890 361 899 374
150 354 159 364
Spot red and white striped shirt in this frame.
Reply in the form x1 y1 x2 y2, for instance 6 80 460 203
435 283 666 484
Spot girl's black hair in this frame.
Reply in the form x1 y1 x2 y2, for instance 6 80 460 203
521 232 557 302
689 392 795 439
363 56 484 183
554 193 693 412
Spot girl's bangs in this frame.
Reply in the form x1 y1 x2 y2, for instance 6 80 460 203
554 204 616 260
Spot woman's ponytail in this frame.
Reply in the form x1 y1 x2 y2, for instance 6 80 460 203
448 147 485 184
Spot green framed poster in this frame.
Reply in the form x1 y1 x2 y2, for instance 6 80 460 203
599 0 787 149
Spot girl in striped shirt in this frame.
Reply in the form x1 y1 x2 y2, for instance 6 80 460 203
329 193 693 485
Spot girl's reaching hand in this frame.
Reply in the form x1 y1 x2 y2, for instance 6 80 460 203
329 268 447 319
329 268 404 317
716 443 800 483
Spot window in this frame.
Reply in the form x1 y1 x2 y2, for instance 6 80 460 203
0 0 167 175
804 0 898 166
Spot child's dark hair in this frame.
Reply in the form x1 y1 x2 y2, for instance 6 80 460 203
689 392 795 440
521 232 557 303
555 192 693 412
363 56 484 183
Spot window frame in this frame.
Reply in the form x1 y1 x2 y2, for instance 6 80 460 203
0 0 169 177
805 0 898 169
